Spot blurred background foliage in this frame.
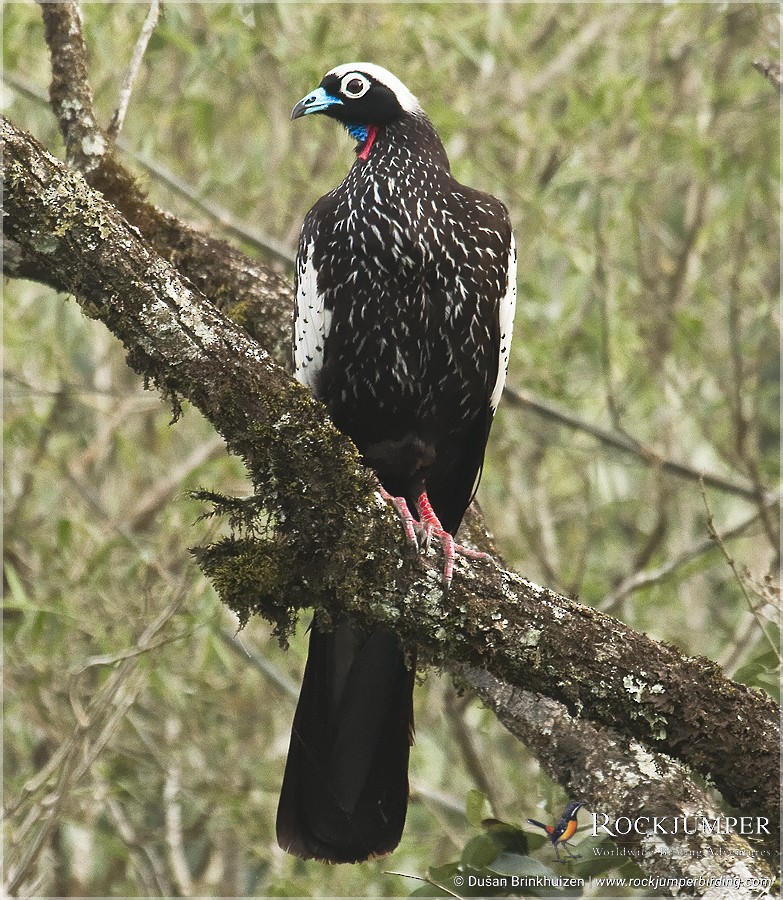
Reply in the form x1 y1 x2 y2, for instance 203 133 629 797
3 2 779 896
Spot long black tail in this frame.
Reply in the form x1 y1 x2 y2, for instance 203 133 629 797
276 617 415 863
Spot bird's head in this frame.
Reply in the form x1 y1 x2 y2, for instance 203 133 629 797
563 801 587 819
291 63 422 127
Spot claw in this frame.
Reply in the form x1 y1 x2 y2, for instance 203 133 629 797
379 488 491 586
378 487 419 548
415 492 491 587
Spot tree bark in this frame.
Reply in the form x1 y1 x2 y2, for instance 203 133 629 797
466 668 778 896
4 117 779 876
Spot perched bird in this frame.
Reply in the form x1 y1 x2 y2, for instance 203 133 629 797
277 63 517 864
527 801 586 862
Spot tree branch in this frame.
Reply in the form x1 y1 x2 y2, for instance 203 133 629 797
600 492 781 612
753 58 782 92
2 67 297 268
35 0 294 364
503 386 767 503
465 669 778 893
39 0 108 173
4 118 779 859
106 0 161 141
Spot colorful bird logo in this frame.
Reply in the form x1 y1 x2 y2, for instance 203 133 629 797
527 800 586 862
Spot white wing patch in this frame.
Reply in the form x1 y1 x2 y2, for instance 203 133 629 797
294 239 332 392
490 232 517 412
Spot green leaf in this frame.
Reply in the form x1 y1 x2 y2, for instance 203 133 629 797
410 885 453 898
461 833 501 869
483 820 531 855
57 517 73 548
489 853 560 879
466 789 488 826
4 563 30 607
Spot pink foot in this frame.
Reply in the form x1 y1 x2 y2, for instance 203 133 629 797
379 489 491 585
379 487 419 547
415 492 491 587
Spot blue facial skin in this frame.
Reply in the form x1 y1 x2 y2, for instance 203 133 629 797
346 123 369 142
291 86 343 120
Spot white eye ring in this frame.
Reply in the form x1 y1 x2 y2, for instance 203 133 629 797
340 73 371 99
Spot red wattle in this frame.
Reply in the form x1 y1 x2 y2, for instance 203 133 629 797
358 126 379 161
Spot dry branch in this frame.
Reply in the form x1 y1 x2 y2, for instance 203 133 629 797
753 58 783 92
106 0 161 140
503 386 765 503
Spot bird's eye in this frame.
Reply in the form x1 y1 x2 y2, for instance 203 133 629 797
340 73 370 99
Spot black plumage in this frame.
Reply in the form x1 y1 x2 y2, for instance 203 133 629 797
278 63 516 864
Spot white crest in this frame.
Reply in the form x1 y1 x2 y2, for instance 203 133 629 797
326 62 423 115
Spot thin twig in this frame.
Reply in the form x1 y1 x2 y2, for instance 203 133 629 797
5 386 68 541
124 435 227 531
131 149 297 267
699 481 780 660
3 367 162 402
107 0 161 140
667 180 708 311
601 491 780 612
724 222 779 553
753 58 783 92
216 627 300 700
506 447 560 586
5 579 190 893
524 14 617 97
4 454 203 879
384 870 464 900
7 667 149 890
4 737 80 895
1 69 50 105
594 187 626 433
105 795 170 896
503 384 766 502
407 786 465 854
163 718 194 897
718 610 773 677
69 632 190 716
445 689 504 818
409 782 465 817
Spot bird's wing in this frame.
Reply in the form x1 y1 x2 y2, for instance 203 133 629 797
422 188 516 530
489 229 517 412
293 210 332 394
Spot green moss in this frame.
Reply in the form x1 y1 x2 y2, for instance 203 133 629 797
190 398 412 646
194 536 300 642
218 296 253 331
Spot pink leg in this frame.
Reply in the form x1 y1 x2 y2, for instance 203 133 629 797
378 486 419 547
415 492 491 587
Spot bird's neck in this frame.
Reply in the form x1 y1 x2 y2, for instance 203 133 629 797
345 114 450 171
345 124 379 161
